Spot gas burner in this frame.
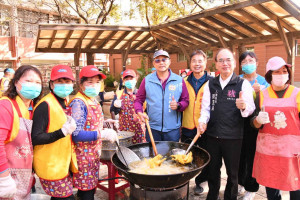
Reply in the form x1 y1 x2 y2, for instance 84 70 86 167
130 182 189 200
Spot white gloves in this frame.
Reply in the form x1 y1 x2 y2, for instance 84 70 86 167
0 174 17 198
101 129 119 144
256 111 270 124
114 99 122 108
61 116 77 136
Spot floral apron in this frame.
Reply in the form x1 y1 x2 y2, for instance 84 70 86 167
73 101 103 191
119 92 145 144
1 100 33 200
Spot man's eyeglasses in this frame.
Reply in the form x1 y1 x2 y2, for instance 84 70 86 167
191 59 204 64
217 58 233 64
154 58 169 63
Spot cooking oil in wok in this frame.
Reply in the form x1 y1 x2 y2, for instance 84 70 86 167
129 155 191 175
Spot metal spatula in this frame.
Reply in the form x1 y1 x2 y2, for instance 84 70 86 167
172 128 202 155
115 141 140 168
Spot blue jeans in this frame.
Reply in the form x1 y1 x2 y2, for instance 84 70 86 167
266 187 300 200
145 128 180 142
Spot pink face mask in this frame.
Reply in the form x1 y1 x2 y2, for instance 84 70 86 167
272 74 289 87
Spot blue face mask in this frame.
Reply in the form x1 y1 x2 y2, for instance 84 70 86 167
53 84 73 98
124 80 137 89
84 86 100 97
19 82 41 100
242 63 256 74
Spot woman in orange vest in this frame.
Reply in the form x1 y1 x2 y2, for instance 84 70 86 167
68 65 118 200
110 69 146 144
252 56 300 200
0 65 42 199
31 65 78 200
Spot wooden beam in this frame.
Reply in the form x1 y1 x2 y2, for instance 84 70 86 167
152 31 189 48
177 39 191 69
120 31 143 50
206 16 248 38
121 41 132 71
217 30 228 48
253 4 296 32
39 24 150 32
109 31 130 50
35 29 41 51
86 53 94 65
85 30 104 49
140 40 156 51
193 19 235 40
275 17 291 56
172 24 215 44
48 30 57 48
182 22 219 41
36 47 154 54
162 27 203 45
131 33 153 51
274 0 300 21
220 13 262 35
97 31 118 49
75 30 89 48
155 38 177 51
150 0 271 31
62 30 74 48
287 35 296 84
235 9 278 34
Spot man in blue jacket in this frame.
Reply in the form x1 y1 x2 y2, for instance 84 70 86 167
134 49 189 142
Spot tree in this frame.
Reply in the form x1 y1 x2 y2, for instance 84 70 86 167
129 0 239 26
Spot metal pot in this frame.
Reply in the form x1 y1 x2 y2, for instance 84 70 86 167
111 141 210 189
101 130 134 160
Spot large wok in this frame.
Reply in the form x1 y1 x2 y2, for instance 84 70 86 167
111 141 210 189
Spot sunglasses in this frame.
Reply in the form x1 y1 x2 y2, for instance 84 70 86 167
154 58 169 63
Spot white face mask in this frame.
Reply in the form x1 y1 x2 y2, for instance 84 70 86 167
272 74 289 87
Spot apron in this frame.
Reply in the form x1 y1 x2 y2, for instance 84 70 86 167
119 92 146 144
1 100 33 200
39 102 74 198
73 100 103 191
253 86 300 191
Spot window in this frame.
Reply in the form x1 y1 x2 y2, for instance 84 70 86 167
0 7 10 36
18 9 48 38
245 47 254 52
206 50 213 59
178 53 187 62
126 58 131 65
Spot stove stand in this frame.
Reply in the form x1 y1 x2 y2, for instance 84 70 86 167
130 182 189 200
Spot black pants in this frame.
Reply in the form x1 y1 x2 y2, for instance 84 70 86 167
50 195 75 200
99 92 104 106
266 187 300 200
181 128 208 185
238 117 259 192
206 136 242 200
77 189 96 200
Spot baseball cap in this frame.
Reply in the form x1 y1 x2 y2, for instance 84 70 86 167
266 56 291 73
79 65 106 79
153 49 170 59
5 68 15 73
51 65 74 81
122 69 136 79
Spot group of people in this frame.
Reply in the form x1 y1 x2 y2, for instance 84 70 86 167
0 65 118 200
0 47 299 200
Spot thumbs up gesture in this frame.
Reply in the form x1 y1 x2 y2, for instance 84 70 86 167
236 91 246 110
252 79 261 93
170 96 178 110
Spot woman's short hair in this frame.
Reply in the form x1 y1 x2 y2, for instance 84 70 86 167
265 66 292 85
4 65 43 104
239 51 258 66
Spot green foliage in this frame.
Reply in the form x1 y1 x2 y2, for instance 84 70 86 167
104 74 115 87
136 54 150 88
